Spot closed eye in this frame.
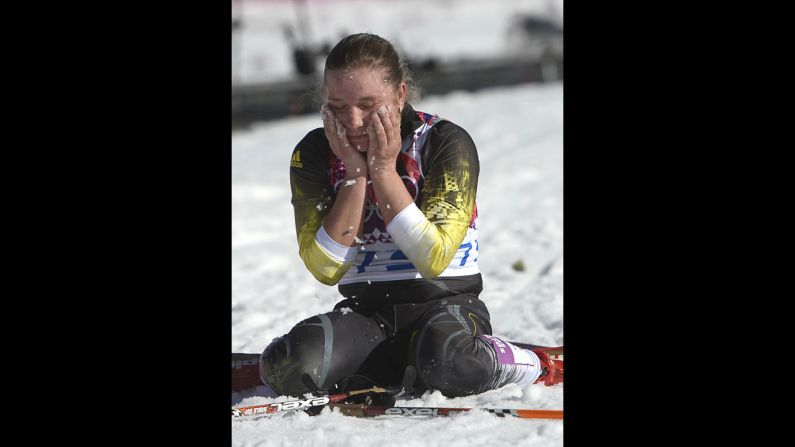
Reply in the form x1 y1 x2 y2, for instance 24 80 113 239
328 103 375 113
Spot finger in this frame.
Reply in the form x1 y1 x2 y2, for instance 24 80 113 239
366 120 377 167
335 118 353 150
378 105 393 139
371 111 389 153
321 106 336 142
366 119 376 152
322 110 337 148
389 106 403 146
392 107 402 140
322 108 352 158
389 104 401 139
378 105 398 146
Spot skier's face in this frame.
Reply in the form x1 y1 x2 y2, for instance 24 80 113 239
324 66 406 152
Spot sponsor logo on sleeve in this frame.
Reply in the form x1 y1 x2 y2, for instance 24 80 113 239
291 150 303 168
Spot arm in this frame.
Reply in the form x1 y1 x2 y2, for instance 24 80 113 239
367 105 414 225
290 108 372 285
290 136 353 285
368 107 478 278
320 105 371 248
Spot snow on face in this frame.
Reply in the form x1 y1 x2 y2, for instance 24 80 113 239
324 66 402 152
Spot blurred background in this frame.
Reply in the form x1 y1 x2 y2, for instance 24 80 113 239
231 0 563 128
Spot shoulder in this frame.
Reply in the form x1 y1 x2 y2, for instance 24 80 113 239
424 119 478 164
291 128 330 173
294 128 328 153
430 120 475 144
404 105 476 151
292 128 329 160
403 107 478 170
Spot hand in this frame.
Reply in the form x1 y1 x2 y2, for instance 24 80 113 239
366 104 402 177
321 105 368 178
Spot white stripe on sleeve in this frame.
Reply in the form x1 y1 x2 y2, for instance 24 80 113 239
315 225 358 263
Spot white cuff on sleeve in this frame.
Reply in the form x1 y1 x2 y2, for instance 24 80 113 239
315 225 358 263
386 203 431 247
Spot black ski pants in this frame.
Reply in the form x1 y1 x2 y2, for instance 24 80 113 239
259 274 497 398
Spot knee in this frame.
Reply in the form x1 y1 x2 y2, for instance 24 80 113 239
416 332 493 397
260 311 385 396
259 336 296 396
258 334 320 397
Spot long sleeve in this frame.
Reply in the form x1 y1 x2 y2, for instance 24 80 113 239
387 122 479 278
289 130 353 285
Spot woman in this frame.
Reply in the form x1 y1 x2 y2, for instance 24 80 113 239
257 33 561 398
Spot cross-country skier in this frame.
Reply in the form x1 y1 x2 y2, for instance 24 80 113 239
238 33 562 398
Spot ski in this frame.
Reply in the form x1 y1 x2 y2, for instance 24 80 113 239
509 342 563 357
328 403 563 420
509 342 564 386
232 364 561 421
232 344 563 416
232 386 393 418
234 365 415 418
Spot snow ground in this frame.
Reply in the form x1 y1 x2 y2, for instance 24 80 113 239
232 82 563 446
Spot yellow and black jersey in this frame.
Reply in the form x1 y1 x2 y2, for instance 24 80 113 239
289 104 480 287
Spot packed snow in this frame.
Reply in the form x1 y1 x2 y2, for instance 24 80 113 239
232 0 562 445
232 82 562 445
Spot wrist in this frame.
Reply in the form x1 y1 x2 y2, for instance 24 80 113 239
340 160 367 178
343 171 367 181
337 153 368 176
368 167 398 181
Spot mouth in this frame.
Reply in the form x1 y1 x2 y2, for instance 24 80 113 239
346 135 369 152
347 127 367 136
347 133 369 144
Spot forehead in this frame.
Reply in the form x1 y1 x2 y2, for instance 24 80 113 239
325 66 393 101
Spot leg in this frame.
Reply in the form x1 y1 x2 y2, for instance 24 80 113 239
259 308 386 397
411 297 496 397
412 297 555 397
411 297 552 397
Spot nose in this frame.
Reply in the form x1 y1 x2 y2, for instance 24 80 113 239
340 107 367 131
